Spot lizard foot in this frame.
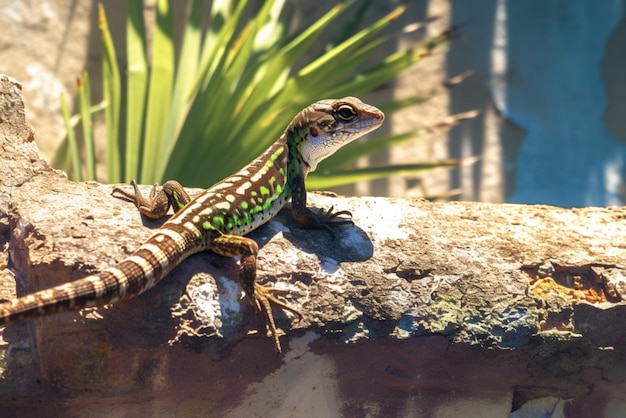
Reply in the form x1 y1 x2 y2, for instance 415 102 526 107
314 206 353 239
318 205 353 224
112 180 191 219
111 180 169 219
252 282 303 354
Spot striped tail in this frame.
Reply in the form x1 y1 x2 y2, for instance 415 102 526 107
0 223 202 325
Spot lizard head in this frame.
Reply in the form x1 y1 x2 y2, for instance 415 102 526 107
288 97 384 172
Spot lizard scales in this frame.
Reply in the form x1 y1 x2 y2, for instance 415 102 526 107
0 97 384 352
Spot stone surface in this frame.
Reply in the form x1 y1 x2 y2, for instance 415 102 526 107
2 75 626 417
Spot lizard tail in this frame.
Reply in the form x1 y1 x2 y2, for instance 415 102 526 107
0 224 201 325
0 270 131 325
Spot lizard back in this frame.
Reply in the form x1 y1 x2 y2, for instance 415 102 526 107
167 137 291 240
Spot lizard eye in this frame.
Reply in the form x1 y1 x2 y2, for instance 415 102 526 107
335 104 357 121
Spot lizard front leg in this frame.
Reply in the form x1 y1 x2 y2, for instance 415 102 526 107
290 173 352 233
210 235 302 353
112 180 191 219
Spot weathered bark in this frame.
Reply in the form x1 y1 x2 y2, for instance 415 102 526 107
1 75 625 417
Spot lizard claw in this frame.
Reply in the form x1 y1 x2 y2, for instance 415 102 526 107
251 283 302 354
320 205 353 224
313 206 353 239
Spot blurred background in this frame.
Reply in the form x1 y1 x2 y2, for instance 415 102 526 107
0 0 624 208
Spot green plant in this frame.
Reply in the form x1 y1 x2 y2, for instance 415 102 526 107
56 0 456 190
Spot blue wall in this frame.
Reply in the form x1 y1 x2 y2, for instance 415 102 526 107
452 0 624 207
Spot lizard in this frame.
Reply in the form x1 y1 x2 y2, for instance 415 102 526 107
0 97 384 353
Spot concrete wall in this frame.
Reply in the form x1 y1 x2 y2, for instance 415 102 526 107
450 0 626 207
